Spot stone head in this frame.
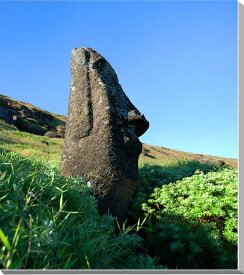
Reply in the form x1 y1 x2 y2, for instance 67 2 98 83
60 47 149 220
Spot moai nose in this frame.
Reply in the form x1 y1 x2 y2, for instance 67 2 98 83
127 110 149 137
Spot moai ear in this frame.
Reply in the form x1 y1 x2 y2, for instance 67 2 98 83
65 48 93 141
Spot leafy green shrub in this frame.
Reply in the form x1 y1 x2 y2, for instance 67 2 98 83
140 169 238 269
0 149 162 269
130 160 221 220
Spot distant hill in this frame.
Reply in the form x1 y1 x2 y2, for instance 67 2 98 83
0 94 66 137
0 94 237 168
140 143 237 168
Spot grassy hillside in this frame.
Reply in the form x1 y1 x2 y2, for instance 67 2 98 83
0 94 237 168
0 141 238 269
140 144 237 168
0 95 238 269
0 94 66 137
0 94 66 123
0 120 63 165
0 118 237 168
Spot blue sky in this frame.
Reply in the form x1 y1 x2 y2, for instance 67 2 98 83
0 1 238 158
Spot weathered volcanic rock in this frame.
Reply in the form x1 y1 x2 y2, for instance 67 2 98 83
59 47 149 220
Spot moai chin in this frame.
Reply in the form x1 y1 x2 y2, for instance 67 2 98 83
60 47 149 220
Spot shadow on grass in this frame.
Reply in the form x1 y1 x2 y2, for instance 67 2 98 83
139 159 219 191
129 160 221 221
0 138 18 145
142 212 237 269
0 120 17 131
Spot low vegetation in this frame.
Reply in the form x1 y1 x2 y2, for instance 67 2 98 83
130 166 237 269
0 117 238 269
0 150 163 269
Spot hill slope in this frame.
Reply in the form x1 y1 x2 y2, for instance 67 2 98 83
0 94 66 137
0 94 237 168
0 94 238 270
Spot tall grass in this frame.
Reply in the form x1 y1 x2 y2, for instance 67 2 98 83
0 149 163 269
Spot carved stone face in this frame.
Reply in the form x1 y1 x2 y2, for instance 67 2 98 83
60 47 149 220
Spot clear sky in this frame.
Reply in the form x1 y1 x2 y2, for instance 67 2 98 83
0 1 238 158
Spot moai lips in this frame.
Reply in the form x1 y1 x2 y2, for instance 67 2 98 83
60 47 149 220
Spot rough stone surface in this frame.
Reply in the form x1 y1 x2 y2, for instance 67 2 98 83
59 47 149 220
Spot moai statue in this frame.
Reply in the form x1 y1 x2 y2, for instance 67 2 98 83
60 47 149 220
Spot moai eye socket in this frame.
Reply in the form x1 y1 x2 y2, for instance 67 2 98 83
92 57 118 85
92 57 107 72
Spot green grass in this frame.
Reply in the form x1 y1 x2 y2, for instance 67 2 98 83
0 119 238 270
0 149 163 269
0 120 63 165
